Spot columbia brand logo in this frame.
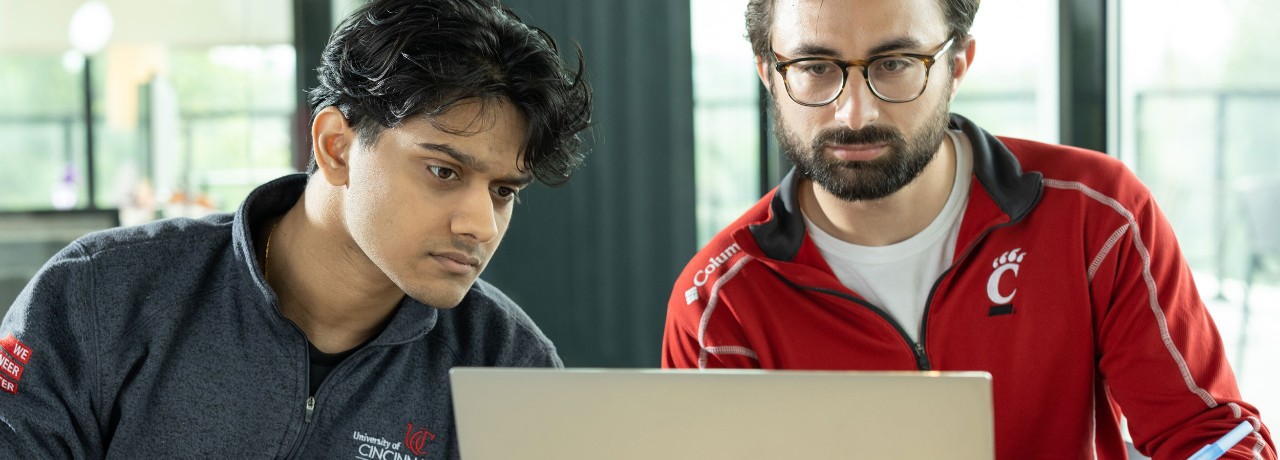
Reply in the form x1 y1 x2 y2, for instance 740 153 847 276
690 243 742 289
684 287 699 305
0 334 33 395
986 249 1026 316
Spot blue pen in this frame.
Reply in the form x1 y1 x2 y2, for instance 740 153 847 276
1187 420 1254 460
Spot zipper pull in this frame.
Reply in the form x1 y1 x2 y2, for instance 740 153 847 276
913 343 933 370
305 396 316 423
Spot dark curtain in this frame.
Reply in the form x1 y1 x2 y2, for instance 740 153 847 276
292 0 331 171
482 0 697 367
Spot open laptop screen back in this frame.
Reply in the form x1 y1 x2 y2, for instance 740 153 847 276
450 368 994 460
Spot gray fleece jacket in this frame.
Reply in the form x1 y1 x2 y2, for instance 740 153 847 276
0 173 562 459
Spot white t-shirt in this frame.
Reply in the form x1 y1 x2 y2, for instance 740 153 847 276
803 129 973 342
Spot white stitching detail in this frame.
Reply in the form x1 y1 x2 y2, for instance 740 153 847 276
1043 179 1217 408
1228 403 1268 460
1089 224 1131 282
697 255 757 369
705 346 759 360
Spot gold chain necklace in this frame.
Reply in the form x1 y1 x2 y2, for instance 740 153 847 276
264 222 279 283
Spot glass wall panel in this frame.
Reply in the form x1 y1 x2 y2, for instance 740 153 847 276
691 0 759 246
951 0 1058 143
0 0 295 223
1117 0 1280 420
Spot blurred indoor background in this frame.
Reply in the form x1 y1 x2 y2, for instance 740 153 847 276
1 0 1277 440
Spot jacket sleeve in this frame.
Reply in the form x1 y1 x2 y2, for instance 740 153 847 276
661 302 704 368
0 242 106 458
1090 195 1275 460
662 284 760 370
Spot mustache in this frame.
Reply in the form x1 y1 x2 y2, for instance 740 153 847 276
446 238 485 259
810 125 904 150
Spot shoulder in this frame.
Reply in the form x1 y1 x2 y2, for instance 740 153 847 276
20 214 235 294
12 214 240 335
667 190 775 320
677 234 752 293
667 229 756 336
998 136 1128 175
71 215 238 297
72 214 235 261
998 136 1152 209
674 190 773 286
2 214 241 376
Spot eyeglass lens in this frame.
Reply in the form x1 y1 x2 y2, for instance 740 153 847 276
786 56 929 104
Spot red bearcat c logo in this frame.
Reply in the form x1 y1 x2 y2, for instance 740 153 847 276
404 422 436 457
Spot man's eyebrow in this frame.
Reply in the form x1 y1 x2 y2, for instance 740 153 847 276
419 143 487 173
508 172 536 188
419 142 534 187
787 43 843 58
866 37 929 56
785 37 930 60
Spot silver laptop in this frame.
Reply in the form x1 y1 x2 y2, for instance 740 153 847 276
450 368 994 459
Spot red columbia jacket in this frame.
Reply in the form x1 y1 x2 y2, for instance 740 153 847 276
663 114 1275 459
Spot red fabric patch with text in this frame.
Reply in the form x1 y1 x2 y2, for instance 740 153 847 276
0 334 33 395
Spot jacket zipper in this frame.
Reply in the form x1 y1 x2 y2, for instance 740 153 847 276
840 290 932 370
281 344 374 458
281 344 315 458
916 217 1031 368
776 219 1025 372
774 273 931 369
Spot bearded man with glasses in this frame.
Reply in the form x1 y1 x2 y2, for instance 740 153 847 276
663 0 1275 458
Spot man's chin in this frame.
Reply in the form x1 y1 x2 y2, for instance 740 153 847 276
810 168 903 202
406 283 474 309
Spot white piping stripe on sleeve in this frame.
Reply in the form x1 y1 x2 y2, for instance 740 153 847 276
1228 402 1268 460
697 255 757 369
705 346 759 360
1251 417 1266 460
1090 224 1131 282
1043 179 1218 408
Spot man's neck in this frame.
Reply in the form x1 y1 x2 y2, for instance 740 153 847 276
801 133 957 247
261 193 404 354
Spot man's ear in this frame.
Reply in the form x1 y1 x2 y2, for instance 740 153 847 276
755 54 774 94
948 36 977 102
312 106 353 186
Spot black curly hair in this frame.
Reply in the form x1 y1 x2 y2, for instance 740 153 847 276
307 0 592 185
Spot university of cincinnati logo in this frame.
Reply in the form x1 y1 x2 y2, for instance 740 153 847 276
987 248 1027 307
351 421 435 460
404 422 435 457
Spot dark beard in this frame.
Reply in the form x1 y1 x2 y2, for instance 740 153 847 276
776 89 952 202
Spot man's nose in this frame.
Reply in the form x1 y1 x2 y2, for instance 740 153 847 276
832 70 880 131
450 187 499 244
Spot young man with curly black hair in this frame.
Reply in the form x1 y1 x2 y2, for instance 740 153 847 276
0 0 590 457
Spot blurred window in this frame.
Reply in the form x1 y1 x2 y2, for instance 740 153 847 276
951 0 1058 142
691 0 760 245
0 0 295 222
1117 0 1280 283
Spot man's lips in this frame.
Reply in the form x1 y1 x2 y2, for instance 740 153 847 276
827 143 887 162
431 251 482 274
